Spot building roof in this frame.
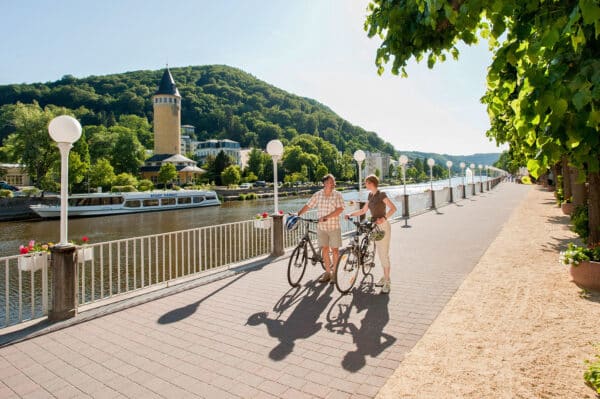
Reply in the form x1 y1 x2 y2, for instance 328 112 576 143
155 68 180 97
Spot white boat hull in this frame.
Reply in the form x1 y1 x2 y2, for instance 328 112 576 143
30 190 220 218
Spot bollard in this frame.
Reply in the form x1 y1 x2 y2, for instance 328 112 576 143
462 185 466 199
271 214 285 257
49 245 78 321
449 187 453 203
430 190 436 209
403 195 409 218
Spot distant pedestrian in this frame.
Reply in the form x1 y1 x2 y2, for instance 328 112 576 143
298 174 345 283
345 175 396 294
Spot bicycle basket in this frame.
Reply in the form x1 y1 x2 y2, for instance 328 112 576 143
370 225 385 241
285 215 300 231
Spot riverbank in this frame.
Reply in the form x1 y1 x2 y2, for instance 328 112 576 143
377 186 600 398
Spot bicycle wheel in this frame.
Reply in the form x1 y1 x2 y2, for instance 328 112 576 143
360 237 376 275
335 248 360 294
287 244 307 287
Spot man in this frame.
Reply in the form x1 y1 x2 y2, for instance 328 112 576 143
298 174 345 283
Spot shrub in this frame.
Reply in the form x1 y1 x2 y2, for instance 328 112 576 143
137 179 154 192
0 189 13 198
584 343 600 395
571 204 589 241
111 185 137 192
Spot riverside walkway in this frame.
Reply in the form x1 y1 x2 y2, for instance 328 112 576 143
0 183 530 399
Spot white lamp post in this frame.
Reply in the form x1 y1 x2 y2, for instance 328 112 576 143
266 140 284 214
470 163 475 185
460 162 466 186
353 150 366 201
446 160 453 189
48 115 82 246
427 158 435 191
399 155 408 197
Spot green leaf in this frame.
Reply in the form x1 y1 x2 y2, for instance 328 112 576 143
527 159 542 178
580 0 600 26
554 99 568 117
573 89 592 110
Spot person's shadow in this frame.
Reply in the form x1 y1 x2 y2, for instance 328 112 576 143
326 280 396 372
247 280 334 361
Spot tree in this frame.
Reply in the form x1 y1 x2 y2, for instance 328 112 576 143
111 128 145 175
0 103 61 185
246 147 264 179
314 164 329 183
365 0 600 243
221 165 242 186
89 158 116 191
158 163 178 189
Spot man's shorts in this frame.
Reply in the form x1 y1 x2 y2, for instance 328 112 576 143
317 228 342 248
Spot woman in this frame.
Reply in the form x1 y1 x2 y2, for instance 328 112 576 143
345 174 397 293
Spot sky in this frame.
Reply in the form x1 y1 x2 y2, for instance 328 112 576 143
0 1 508 156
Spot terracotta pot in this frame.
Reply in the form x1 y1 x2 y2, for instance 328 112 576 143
561 202 574 215
570 260 600 292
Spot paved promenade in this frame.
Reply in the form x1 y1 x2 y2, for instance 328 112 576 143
0 183 531 398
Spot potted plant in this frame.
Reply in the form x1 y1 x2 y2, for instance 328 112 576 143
560 243 600 292
254 212 272 229
74 236 93 263
561 197 574 215
17 240 51 272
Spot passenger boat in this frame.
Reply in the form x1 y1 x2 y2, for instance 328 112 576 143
29 190 220 218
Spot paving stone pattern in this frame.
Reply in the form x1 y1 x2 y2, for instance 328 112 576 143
0 183 531 398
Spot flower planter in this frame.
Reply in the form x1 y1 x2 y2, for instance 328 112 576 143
570 260 600 292
18 252 48 272
77 246 94 263
561 202 574 215
254 218 272 229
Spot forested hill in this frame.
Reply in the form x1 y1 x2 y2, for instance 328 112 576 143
0 64 395 154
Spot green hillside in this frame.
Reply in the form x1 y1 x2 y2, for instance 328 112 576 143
0 65 395 155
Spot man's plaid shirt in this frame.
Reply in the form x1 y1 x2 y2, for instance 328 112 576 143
305 189 345 231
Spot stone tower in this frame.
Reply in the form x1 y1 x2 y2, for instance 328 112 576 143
152 68 181 155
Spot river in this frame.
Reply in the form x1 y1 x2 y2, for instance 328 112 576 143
0 177 487 258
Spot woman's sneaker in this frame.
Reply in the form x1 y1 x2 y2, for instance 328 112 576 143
375 277 386 287
381 281 391 294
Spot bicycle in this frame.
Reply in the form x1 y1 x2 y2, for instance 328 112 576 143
286 216 325 287
334 218 378 294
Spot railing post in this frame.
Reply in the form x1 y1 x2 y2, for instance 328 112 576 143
271 214 284 257
49 245 78 321
358 201 366 222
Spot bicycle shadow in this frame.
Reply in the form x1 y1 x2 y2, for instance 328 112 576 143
326 277 396 372
246 279 334 361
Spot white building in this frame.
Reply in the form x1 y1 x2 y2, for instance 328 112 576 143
363 152 393 178
195 139 242 166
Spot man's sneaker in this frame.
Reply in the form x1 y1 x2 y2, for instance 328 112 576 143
318 272 331 283
381 281 391 294
375 277 386 287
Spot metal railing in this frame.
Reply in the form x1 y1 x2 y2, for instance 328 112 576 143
76 218 273 307
1 254 49 328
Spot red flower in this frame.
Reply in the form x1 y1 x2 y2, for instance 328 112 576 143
19 246 29 254
278 210 284 215
262 212 268 218
82 236 89 243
